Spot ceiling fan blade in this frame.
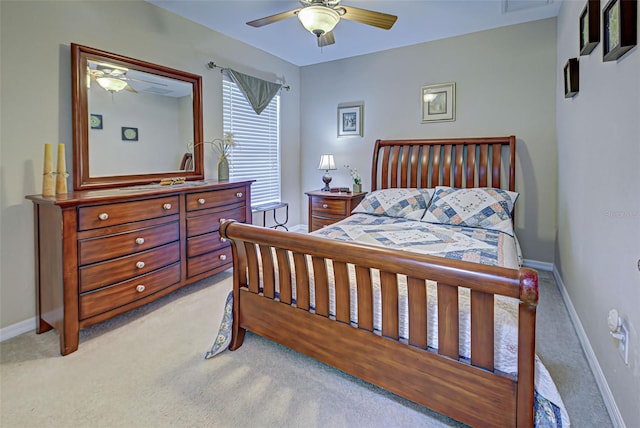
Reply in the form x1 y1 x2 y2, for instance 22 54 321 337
339 5 397 30
318 31 335 47
247 8 301 27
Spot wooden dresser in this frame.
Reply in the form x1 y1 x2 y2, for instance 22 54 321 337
26 180 252 355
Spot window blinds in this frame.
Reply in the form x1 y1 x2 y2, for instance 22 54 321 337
223 78 281 205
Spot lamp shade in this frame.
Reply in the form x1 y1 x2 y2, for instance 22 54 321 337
96 77 127 93
298 6 340 36
318 154 336 171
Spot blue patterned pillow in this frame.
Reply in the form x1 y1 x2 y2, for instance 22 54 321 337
421 186 518 235
204 290 233 359
352 188 434 220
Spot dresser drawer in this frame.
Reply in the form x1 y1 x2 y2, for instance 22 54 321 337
186 187 246 211
187 246 232 278
311 198 348 216
311 216 341 231
79 263 181 320
186 206 246 237
78 196 179 231
79 221 179 266
79 242 180 293
187 231 229 258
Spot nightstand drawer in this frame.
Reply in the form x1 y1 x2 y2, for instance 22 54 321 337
311 198 348 216
311 216 340 231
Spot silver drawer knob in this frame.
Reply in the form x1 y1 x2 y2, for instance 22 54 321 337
220 237 227 243
322 204 328 209
163 203 172 210
198 198 205 205
98 213 109 221
136 285 145 293
219 218 226 223
135 237 145 245
219 254 227 261
236 192 243 198
136 261 145 269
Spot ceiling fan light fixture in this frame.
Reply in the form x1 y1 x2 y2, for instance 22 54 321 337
298 6 340 36
96 76 128 93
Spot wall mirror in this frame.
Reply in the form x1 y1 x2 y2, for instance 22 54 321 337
71 43 203 190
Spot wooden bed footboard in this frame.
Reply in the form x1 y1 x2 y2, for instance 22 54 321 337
220 220 538 428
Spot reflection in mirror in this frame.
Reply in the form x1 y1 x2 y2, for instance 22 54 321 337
72 43 203 190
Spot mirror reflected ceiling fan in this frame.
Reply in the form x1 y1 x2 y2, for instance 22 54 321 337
247 0 398 47
88 62 168 94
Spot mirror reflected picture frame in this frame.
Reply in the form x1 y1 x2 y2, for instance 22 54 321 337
564 58 580 98
421 83 455 123
337 104 363 137
71 43 204 190
602 0 637 62
580 0 600 55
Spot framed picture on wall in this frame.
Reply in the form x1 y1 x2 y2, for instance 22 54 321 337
602 0 637 62
121 127 139 141
421 83 456 123
337 104 363 137
564 58 580 98
580 0 600 55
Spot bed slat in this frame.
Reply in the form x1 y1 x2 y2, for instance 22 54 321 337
245 242 260 293
381 146 391 189
312 256 329 317
492 143 502 188
443 145 452 186
454 144 464 188
471 290 494 370
390 147 399 187
380 271 399 339
437 283 459 359
259 245 275 298
466 144 476 188
420 146 430 188
410 146 419 188
431 145 441 187
479 145 489 187
276 249 292 304
407 277 427 349
355 266 373 331
293 252 310 310
333 261 351 323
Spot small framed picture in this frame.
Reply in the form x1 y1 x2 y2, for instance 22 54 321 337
337 104 363 137
421 83 455 123
564 58 580 98
90 113 103 130
603 0 637 62
121 127 139 141
580 0 600 55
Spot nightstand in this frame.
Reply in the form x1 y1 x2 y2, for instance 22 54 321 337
306 190 367 232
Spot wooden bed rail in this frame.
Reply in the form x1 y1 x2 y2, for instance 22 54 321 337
220 220 538 427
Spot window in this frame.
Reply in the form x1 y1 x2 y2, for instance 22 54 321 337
223 78 281 205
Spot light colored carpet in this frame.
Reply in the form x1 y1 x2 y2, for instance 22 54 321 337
0 270 612 427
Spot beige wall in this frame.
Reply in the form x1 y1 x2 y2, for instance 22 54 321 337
556 1 640 426
0 0 301 329
300 18 558 263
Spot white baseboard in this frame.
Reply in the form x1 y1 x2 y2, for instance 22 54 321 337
523 259 554 271
0 317 35 342
552 266 625 428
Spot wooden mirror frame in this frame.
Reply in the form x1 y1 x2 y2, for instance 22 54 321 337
71 43 204 190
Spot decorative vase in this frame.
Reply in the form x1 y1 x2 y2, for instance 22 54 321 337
217 155 229 181
353 183 362 193
42 144 55 196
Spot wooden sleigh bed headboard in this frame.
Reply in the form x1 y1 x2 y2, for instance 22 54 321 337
371 136 516 192
220 135 539 427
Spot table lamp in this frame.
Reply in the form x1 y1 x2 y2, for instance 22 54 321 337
317 154 336 191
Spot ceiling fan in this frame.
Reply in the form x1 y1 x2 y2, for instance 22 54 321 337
246 0 398 47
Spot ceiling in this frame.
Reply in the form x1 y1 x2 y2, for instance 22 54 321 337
148 0 561 67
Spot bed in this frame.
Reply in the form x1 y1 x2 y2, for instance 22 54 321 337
214 136 568 427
